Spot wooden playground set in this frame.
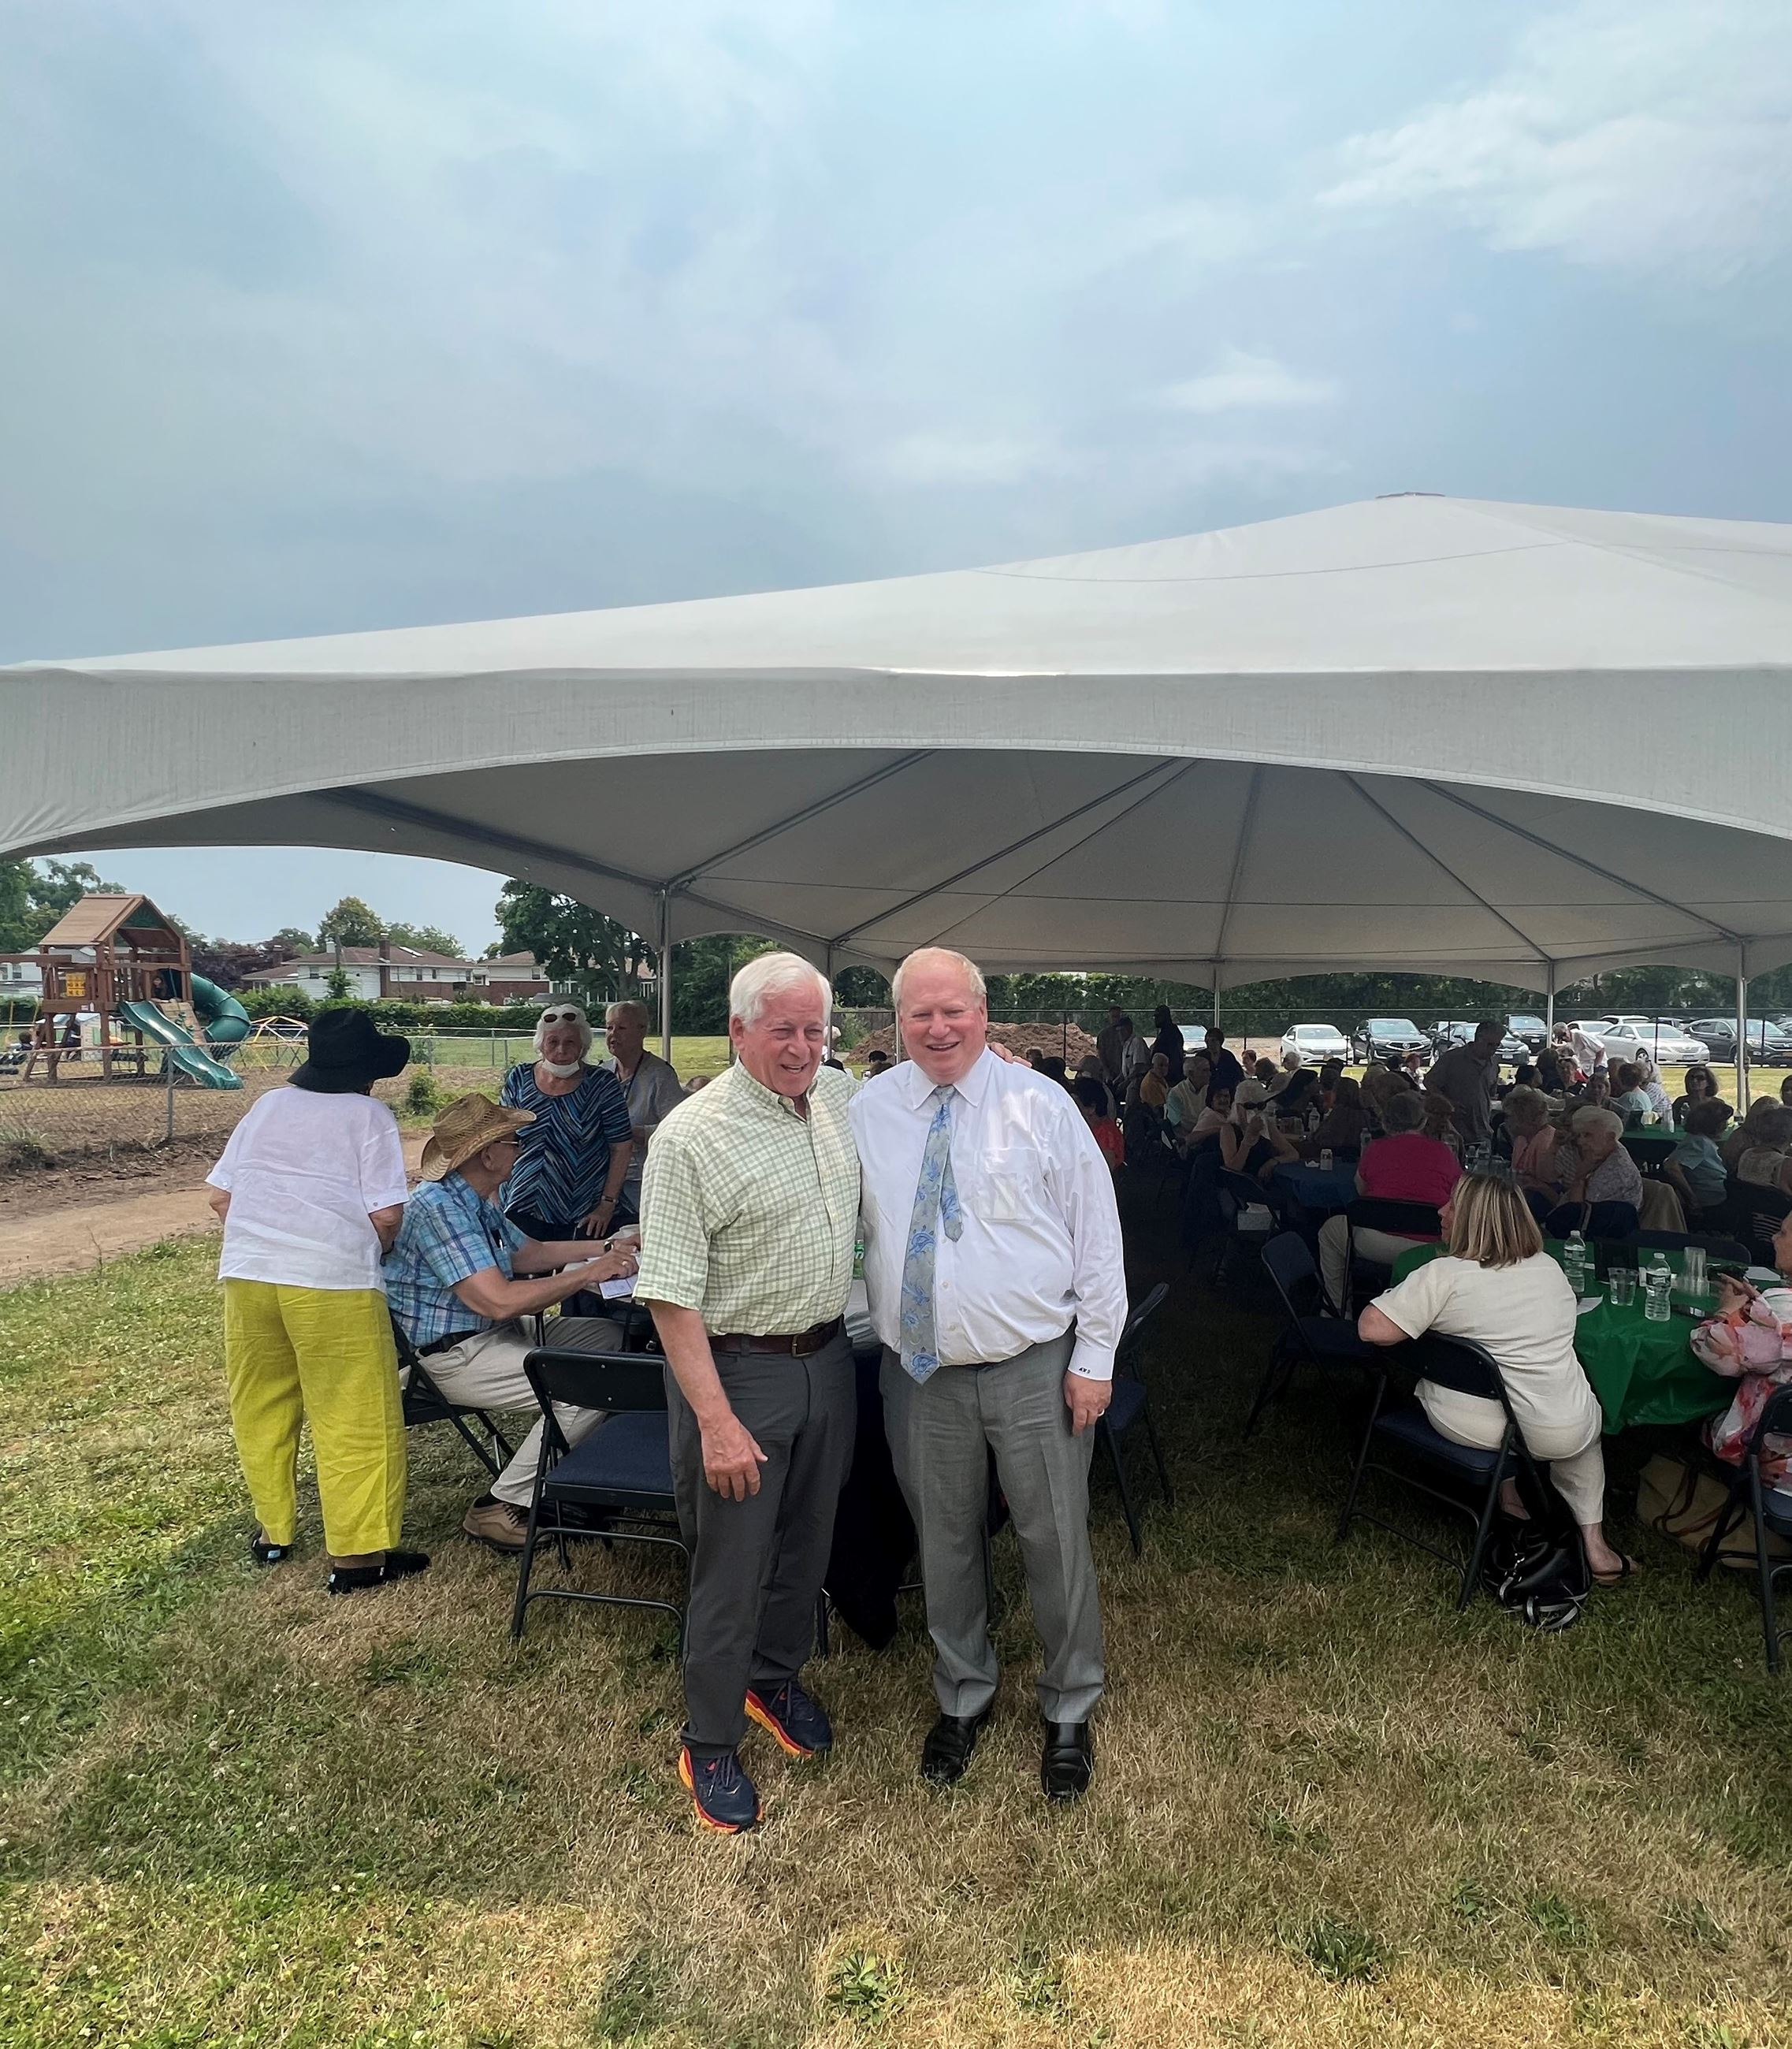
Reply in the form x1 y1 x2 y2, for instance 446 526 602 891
0 893 251 1089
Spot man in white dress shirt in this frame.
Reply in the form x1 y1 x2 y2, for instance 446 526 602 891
849 947 1127 1802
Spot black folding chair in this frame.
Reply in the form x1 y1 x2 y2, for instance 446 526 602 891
1693 1384 1792 1673
1246 1233 1385 1439
1336 1332 1552 1610
1095 1282 1173 1553
1214 1168 1278 1289
392 1316 514 1479
1716 1179 1792 1268
1342 1196 1441 1315
512 1329 687 1644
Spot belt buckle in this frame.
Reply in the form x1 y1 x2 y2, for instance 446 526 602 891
790 1324 822 1358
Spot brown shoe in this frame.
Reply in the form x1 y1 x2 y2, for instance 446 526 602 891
462 1497 530 1553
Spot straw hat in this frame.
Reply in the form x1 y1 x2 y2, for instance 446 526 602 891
419 1092 534 1181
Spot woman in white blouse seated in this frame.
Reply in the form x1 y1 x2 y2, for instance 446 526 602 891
1356 1170 1635 1587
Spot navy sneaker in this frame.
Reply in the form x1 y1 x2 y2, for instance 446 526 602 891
679 1746 762 1833
745 1680 834 1759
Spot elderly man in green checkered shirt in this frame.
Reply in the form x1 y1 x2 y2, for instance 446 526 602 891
636 951 859 1835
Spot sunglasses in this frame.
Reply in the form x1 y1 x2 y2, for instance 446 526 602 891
539 1009 584 1024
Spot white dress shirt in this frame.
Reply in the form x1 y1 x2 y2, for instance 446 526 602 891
848 1046 1128 1381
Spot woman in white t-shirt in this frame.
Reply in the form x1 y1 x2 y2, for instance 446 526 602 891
1357 1170 1635 1586
206 1010 422 1595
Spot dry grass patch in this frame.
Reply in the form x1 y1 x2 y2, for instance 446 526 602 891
4 1232 1792 2046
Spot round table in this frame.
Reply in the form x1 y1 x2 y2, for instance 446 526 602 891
1389 1240 1731 1434
1270 1160 1359 1215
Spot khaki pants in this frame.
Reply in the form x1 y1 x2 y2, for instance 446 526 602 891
418 1318 619 1507
1418 1382 1608 1525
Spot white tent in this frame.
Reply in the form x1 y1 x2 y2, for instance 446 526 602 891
6 493 1791 1009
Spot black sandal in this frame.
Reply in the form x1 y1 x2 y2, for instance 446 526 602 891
251 1537 292 1565
1592 1553 1639 1589
326 1549 431 1597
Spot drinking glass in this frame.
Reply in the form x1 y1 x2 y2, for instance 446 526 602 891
1609 1269 1636 1308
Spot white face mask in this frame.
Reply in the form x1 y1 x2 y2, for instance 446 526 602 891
539 1055 583 1078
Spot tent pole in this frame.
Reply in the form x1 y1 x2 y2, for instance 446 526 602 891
1736 944 1751 1114
1212 973 1221 1028
1545 963 1555 1036
657 889 672 1062
825 945 837 1065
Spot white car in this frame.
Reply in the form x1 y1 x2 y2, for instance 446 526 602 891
1279 1021 1350 1066
1597 1016 1711 1066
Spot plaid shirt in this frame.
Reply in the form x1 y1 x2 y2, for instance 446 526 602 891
636 1059 858 1334
385 1173 528 1348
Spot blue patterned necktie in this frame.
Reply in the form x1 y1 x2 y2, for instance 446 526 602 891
898 1084 964 1383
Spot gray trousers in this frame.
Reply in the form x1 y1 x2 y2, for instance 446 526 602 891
881 1330 1105 1727
665 1331 855 1756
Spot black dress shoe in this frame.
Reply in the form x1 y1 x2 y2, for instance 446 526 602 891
1041 1720 1093 1802
920 1709 991 1787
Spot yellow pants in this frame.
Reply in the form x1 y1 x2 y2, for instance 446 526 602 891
222 1281 407 1556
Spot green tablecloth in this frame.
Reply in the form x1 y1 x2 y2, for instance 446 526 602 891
1622 1129 1680 1170
1389 1240 1731 1434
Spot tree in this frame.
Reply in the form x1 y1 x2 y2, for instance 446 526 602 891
494 881 653 1003
0 857 126 952
317 896 385 948
385 921 466 958
325 967 355 1001
270 926 314 954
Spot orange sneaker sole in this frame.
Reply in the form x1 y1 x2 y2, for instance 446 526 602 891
678 1748 760 1832
744 1690 822 1759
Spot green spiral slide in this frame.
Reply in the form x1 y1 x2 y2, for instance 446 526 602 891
116 972 251 1090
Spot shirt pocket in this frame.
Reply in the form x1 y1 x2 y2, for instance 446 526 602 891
967 1147 1035 1224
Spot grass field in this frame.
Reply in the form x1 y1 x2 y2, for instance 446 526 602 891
4 1187 1792 2047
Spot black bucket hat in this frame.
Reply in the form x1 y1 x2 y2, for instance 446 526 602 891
290 1007 411 1094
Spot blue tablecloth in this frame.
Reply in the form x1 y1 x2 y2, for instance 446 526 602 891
1270 1161 1359 1214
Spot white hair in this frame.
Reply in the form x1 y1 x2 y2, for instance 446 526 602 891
892 947 987 1012
729 951 831 1029
1570 1104 1625 1140
534 1002 593 1058
604 999 650 1029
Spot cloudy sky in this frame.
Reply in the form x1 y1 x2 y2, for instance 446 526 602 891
4 0 1788 950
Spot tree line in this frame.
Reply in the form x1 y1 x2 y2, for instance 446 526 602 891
5 856 1786 1033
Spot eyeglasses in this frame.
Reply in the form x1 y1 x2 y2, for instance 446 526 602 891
539 1008 584 1025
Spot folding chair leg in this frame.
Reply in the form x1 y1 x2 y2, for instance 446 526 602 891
1334 1379 1385 1544
447 1407 501 1478
1694 1469 1752 1583
1099 1419 1142 1556
1457 1454 1509 1612
814 1589 831 1660
510 1496 545 1641
1750 1467 1781 1674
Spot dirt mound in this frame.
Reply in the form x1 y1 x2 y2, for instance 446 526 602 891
852 1021 1102 1069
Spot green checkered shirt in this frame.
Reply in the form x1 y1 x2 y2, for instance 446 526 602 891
635 1059 860 1334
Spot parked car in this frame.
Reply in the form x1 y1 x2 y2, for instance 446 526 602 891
1349 1017 1430 1064
1279 1022 1350 1066
1595 1017 1712 1067
1432 1020 1530 1067
1508 1014 1548 1054
1686 1018 1792 1066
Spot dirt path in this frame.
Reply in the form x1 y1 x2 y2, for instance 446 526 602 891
0 1132 431 1288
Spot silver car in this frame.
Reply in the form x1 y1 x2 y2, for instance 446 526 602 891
1598 1017 1711 1065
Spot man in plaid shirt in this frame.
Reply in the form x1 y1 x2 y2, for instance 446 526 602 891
637 953 859 1835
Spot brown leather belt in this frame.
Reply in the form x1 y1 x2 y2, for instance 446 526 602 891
708 1317 844 1358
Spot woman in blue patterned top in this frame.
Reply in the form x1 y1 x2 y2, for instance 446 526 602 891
498 1002 634 1243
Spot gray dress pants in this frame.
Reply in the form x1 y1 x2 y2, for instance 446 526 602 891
665 1331 855 1757
881 1329 1105 1727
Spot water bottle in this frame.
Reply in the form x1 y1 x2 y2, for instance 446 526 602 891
1318 1147 1333 1173
853 1235 864 1281
1562 1229 1588 1297
1645 1253 1672 1322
